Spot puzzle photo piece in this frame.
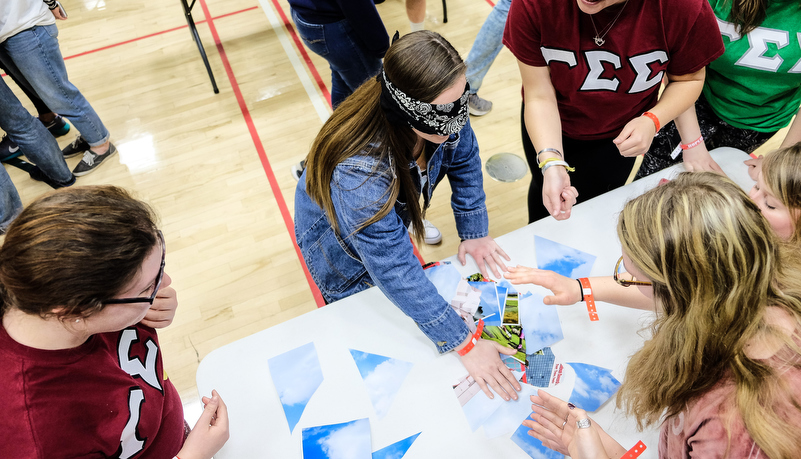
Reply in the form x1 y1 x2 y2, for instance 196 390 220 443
423 262 462 304
482 384 539 438
267 342 324 433
519 294 564 354
349 349 414 419
526 347 556 388
566 362 622 412
372 432 421 459
510 420 562 459
535 235 596 278
469 281 501 325
301 418 371 459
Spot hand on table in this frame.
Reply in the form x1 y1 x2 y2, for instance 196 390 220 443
458 236 511 279
525 389 627 459
140 286 178 329
614 116 656 157
744 156 763 181
542 167 578 221
459 340 521 401
504 266 582 305
177 390 230 459
682 145 724 173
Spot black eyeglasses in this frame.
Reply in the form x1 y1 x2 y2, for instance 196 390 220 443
613 255 652 287
104 231 165 305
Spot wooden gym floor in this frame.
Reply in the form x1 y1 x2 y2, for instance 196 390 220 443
2 0 786 408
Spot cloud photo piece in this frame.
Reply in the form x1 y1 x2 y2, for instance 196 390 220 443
510 420 563 459
371 432 421 459
268 342 324 433
566 362 622 412
423 262 462 304
519 294 564 355
349 349 414 419
469 281 501 325
301 418 371 459
482 383 539 438
535 236 597 279
453 374 504 431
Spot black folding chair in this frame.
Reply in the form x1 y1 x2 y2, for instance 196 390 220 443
179 0 219 94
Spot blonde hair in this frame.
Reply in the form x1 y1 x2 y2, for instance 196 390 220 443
616 172 801 457
762 142 801 244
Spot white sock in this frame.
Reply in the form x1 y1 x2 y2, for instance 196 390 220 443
410 21 425 32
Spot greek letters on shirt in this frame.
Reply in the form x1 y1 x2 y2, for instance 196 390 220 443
717 18 801 73
541 46 669 93
115 327 164 459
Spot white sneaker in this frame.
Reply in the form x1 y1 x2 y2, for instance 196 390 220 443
410 219 442 245
291 160 306 182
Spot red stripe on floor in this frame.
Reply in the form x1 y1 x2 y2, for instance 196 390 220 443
267 0 333 109
198 0 326 307
61 6 259 61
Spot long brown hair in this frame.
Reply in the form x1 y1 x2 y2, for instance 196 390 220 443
762 142 801 244
0 186 159 319
728 0 769 35
616 172 801 457
304 31 466 242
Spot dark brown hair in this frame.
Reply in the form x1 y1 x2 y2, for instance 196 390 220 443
728 0 767 35
304 30 466 242
0 186 159 318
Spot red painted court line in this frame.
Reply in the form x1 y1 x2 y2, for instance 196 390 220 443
485 0 496 7
198 0 326 307
61 6 258 61
268 0 333 109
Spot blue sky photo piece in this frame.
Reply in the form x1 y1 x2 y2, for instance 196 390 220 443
372 432 421 459
496 285 508 317
349 349 414 419
519 294 563 354
482 384 539 438
526 347 556 388
535 236 597 279
268 342 323 433
469 281 501 326
461 383 505 431
511 420 563 459
497 279 519 296
423 262 462 304
302 418 371 459
566 362 622 412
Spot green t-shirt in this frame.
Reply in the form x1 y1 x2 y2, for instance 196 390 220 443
704 0 801 132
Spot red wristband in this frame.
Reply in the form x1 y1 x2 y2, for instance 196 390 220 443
579 278 598 321
681 135 704 150
620 441 646 458
458 319 485 356
642 111 660 133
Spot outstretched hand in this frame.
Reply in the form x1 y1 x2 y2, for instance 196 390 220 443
505 265 582 305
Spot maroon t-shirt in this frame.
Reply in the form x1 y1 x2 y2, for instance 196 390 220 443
503 0 724 140
0 324 185 458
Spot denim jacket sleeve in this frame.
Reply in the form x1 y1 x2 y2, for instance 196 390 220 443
442 121 489 240
331 162 471 354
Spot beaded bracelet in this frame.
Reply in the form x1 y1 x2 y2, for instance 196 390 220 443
642 111 660 133
681 135 704 150
457 319 485 356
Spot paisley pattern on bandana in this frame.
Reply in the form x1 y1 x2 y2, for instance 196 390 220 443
379 70 469 136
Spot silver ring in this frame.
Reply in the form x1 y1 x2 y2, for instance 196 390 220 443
576 418 591 429
561 420 567 429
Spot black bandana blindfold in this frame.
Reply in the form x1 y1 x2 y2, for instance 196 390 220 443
377 70 470 137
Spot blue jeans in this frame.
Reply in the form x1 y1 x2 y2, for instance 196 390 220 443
0 24 109 147
291 9 382 108
465 0 511 94
0 77 73 230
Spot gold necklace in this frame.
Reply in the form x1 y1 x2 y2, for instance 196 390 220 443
589 0 629 47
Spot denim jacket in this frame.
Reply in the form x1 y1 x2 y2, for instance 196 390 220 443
294 120 488 353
